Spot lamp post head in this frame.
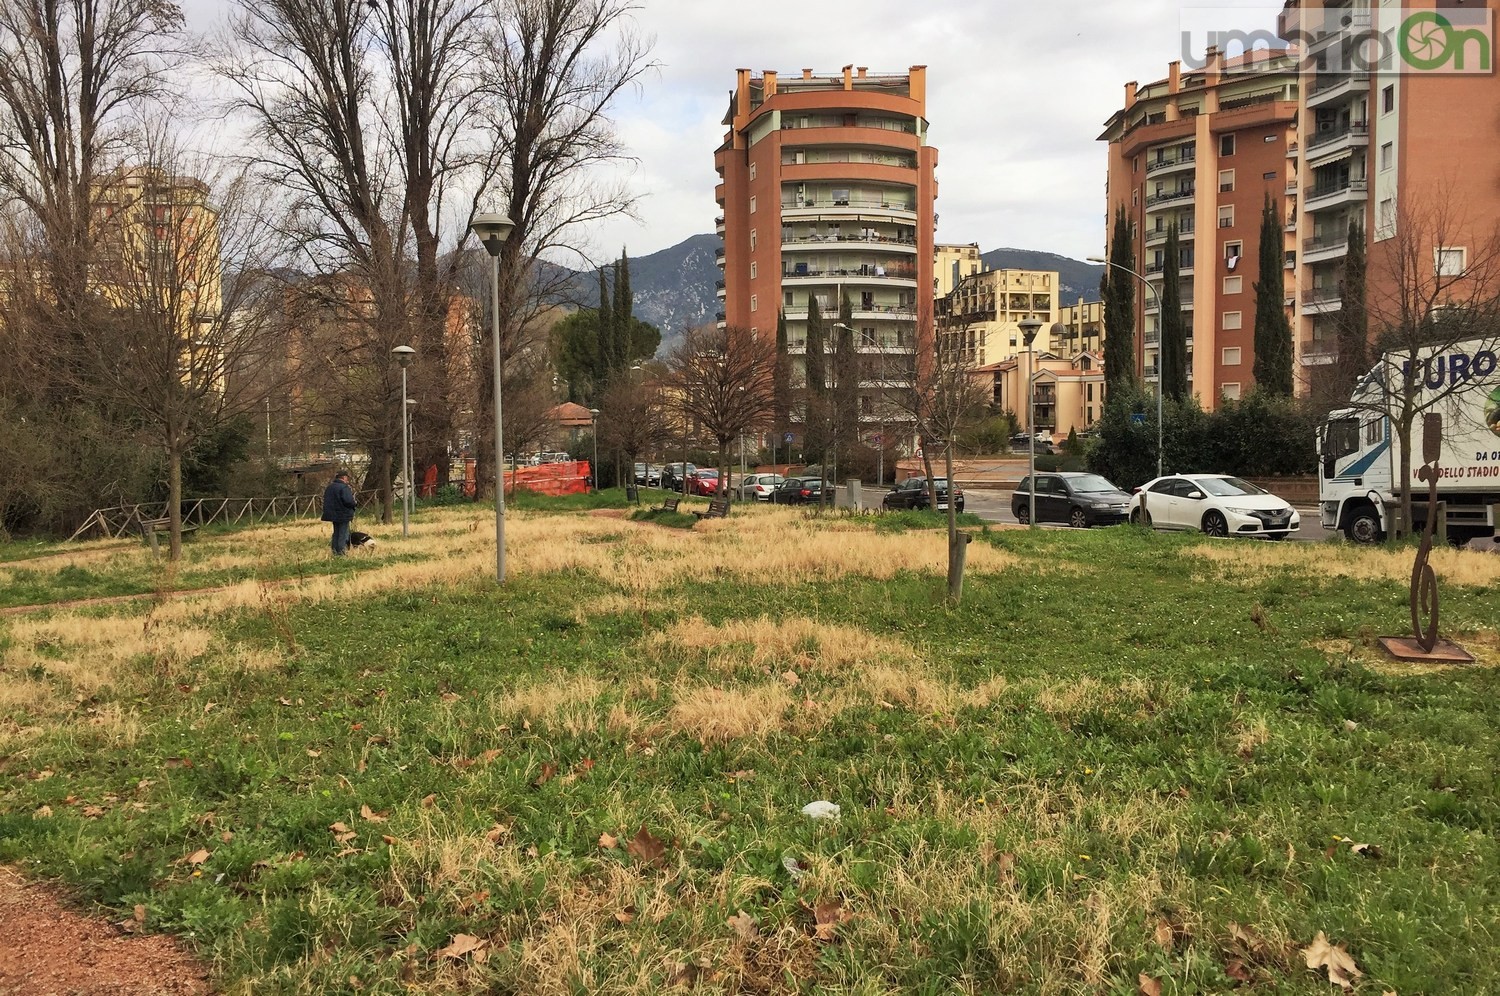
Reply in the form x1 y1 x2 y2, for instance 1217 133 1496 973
589 408 600 420
1086 256 1106 264
1017 318 1043 347
391 344 416 368
469 213 515 258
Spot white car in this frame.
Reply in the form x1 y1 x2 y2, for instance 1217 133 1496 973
1127 474 1300 539
737 473 784 501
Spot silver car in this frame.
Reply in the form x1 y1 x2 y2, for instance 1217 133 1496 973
737 473 785 501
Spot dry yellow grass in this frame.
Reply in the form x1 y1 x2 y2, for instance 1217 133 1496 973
665 682 794 743
650 615 913 674
1187 538 1500 587
487 675 608 736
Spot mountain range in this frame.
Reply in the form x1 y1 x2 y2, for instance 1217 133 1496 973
566 234 1105 352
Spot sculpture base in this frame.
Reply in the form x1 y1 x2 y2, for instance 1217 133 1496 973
1377 636 1475 664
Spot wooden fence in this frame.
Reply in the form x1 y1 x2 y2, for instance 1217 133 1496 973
68 492 382 542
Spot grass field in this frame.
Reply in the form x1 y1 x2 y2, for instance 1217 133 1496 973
2 499 1499 994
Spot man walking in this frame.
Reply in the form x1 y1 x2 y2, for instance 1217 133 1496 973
322 471 358 556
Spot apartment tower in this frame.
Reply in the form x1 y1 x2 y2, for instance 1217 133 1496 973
1100 51 1300 406
714 66 938 438
1285 0 1500 394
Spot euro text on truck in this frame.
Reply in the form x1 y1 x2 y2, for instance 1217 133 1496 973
1318 341 1500 544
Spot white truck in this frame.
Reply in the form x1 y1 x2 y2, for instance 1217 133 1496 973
1318 339 1500 544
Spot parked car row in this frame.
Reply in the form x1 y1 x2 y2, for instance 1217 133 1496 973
881 476 965 513
1011 472 1131 527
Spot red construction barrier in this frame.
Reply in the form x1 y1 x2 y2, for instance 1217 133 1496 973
503 460 590 496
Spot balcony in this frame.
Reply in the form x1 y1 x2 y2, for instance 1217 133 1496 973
1287 142 1299 160
781 232 918 252
1145 187 1195 210
1308 71 1371 109
1146 151 1196 176
780 197 918 221
1299 337 1339 367
1301 288 1343 315
1308 120 1369 151
1145 223 1195 247
714 215 725 232
781 264 918 285
1305 177 1368 207
1303 233 1350 262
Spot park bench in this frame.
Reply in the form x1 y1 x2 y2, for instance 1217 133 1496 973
693 495 731 520
137 516 197 556
654 495 681 514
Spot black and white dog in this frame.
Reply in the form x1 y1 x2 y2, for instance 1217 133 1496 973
348 530 378 551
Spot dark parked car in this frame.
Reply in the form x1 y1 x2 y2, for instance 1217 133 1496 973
881 476 965 513
770 477 827 505
661 462 696 492
1012 472 1131 527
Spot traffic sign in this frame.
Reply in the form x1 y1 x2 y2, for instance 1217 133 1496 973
1131 413 1147 426
784 432 794 442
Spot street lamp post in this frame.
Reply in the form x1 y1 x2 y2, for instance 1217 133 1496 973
470 213 516 583
588 408 600 491
1018 319 1042 530
404 399 418 526
391 345 415 539
1088 256 1165 478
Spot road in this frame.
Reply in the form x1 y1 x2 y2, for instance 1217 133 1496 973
959 488 1332 542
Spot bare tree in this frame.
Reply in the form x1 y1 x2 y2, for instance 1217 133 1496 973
1358 193 1500 536
666 325 776 498
597 369 667 498
78 143 293 560
470 0 654 495
879 303 990 602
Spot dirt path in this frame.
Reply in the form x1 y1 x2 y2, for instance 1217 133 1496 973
0 866 212 995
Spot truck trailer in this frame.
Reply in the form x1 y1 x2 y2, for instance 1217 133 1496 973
1318 339 1500 544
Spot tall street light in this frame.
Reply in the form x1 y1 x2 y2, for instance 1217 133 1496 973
1088 256 1165 478
391 344 415 539
404 398 418 526
471 213 516 583
588 408 601 491
1017 319 1042 529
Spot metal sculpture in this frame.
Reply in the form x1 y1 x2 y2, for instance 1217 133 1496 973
1410 413 1442 652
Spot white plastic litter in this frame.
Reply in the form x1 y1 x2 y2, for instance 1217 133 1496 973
782 854 806 880
800 800 841 820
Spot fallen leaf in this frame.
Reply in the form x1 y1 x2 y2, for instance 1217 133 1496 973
727 910 759 943
781 670 800 686
533 761 558 787
1348 841 1382 858
440 692 460 703
479 749 502 763
669 963 701 988
614 907 636 924
133 904 146 924
521 718 531 731
627 825 666 866
82 805 105 818
329 821 352 833
335 847 362 858
811 897 845 942
420 793 437 808
185 848 211 866
576 757 595 772
599 832 618 850
1138 974 1163 996
305 749 322 758
1302 931 1362 990
202 701 216 715
381 834 399 846
1228 921 1268 956
1153 918 1174 951
726 769 756 783
1225 959 1252 981
359 804 388 823
329 822 357 844
278 697 292 707
435 933 488 960
1344 719 1359 731
220 830 234 843
484 824 509 844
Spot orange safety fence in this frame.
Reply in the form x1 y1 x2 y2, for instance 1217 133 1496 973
502 460 591 496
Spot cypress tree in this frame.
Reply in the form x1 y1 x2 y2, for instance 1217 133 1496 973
1334 219 1369 393
1159 222 1189 401
1252 194 1294 396
1103 204 1137 393
612 247 632 373
596 266 613 380
804 294 826 396
774 308 790 441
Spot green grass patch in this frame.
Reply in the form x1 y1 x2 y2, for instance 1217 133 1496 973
506 486 635 511
629 507 698 529
3 512 1499 993
873 509 987 533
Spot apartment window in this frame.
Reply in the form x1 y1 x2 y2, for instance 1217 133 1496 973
1263 134 1277 143
751 327 758 338
1435 247 1468 277
1220 134 1235 157
749 261 757 279
1380 142 1393 171
1224 241 1243 267
1222 382 1242 401
784 290 794 307
1223 311 1243 330
1219 169 1235 192
1223 276 1243 294
1223 346 1242 366
1218 205 1234 228
749 228 757 250
1263 171 1277 180
749 162 757 181
1087 384 1095 401
1133 189 1139 207
1382 85 1395 114
1087 406 1094 423
1133 156 1139 173
749 195 757 214
750 294 758 312
1379 198 1395 235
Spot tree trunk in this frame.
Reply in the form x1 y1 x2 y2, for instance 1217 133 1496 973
168 437 184 563
920 447 938 508
380 447 395 525
1396 418 1413 541
944 446 965 603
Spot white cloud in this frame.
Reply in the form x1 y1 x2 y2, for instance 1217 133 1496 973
177 0 1247 264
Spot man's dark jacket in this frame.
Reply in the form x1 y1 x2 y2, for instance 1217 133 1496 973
321 479 357 523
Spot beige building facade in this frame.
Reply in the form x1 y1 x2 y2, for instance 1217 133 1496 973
973 351 1106 438
937 266 1060 368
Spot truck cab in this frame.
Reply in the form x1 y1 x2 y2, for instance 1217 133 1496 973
1318 407 1392 543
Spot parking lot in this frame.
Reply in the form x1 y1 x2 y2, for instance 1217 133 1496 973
959 488 1329 542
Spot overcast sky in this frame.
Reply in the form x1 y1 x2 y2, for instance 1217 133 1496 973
181 0 1288 265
